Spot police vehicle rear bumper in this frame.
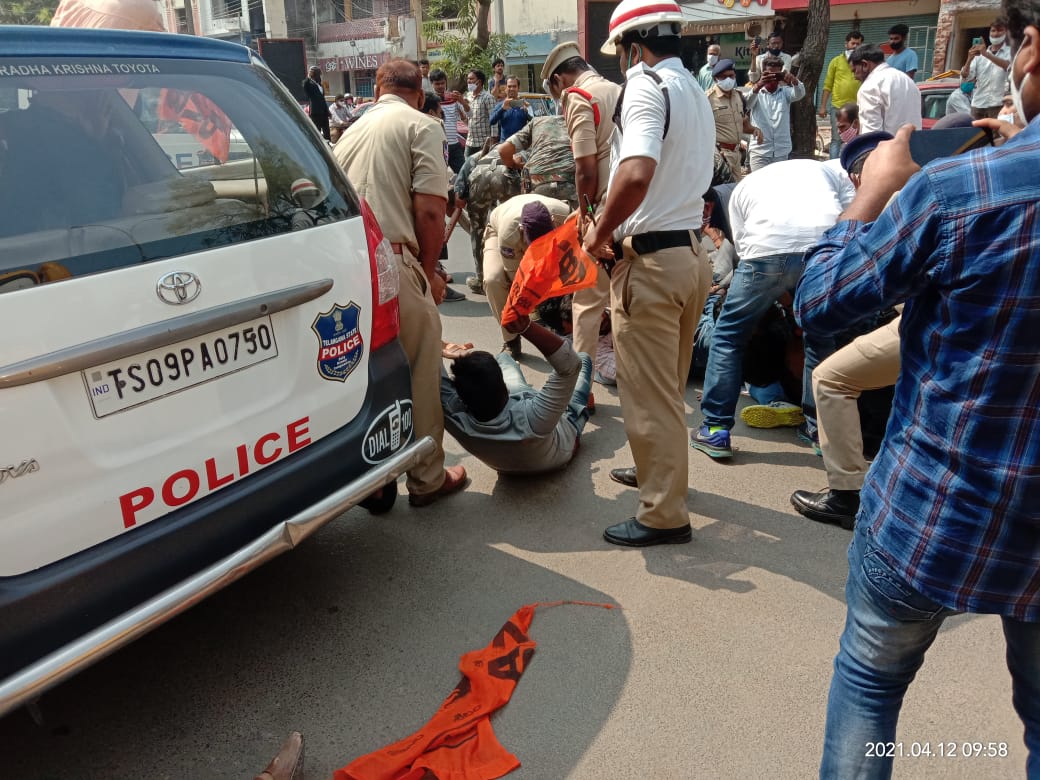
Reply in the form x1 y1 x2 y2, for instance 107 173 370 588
0 342 434 718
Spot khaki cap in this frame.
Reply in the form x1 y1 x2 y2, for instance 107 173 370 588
540 42 583 82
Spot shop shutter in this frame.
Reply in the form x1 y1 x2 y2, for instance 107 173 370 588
815 14 938 105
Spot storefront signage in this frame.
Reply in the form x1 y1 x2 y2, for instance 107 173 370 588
319 52 391 73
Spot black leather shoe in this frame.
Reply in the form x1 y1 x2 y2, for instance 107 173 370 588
609 466 637 487
603 517 692 547
790 488 859 530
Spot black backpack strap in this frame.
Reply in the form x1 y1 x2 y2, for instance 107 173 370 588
612 65 670 140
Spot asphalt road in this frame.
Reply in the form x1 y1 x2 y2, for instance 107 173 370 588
0 228 1027 780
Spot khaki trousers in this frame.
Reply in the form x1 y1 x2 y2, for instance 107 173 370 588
813 316 901 491
611 237 712 529
482 221 517 342
395 252 446 495
719 147 744 182
571 268 610 364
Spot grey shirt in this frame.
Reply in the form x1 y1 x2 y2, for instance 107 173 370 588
441 342 582 474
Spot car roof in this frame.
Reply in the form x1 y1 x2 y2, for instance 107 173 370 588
0 25 252 63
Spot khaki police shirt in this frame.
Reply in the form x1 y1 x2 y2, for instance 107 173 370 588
487 193 571 259
706 84 745 147
562 70 621 203
333 94 448 257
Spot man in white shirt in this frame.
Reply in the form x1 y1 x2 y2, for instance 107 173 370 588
850 44 922 134
747 56 806 170
691 159 853 460
946 81 975 116
961 19 1013 119
581 0 715 547
748 32 793 82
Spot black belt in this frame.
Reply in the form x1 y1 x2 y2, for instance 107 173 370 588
627 229 700 255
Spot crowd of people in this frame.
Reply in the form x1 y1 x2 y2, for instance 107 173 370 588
36 0 1037 776
319 0 1038 774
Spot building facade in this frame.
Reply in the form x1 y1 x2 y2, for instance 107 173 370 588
933 0 1005 76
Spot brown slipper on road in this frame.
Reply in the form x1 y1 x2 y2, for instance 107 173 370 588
254 732 303 780
408 465 469 507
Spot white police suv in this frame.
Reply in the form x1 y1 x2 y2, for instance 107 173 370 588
0 27 432 716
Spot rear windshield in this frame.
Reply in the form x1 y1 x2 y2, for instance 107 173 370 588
0 56 359 294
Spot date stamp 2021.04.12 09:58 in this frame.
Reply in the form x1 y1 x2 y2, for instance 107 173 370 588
865 741 1009 760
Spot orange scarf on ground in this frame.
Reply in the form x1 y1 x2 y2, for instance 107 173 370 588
335 601 613 780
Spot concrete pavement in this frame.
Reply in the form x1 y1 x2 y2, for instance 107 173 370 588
0 227 1026 779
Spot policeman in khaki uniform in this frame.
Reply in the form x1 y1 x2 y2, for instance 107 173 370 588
582 0 715 547
482 193 571 357
334 59 467 506
454 144 522 293
542 41 621 410
705 58 758 182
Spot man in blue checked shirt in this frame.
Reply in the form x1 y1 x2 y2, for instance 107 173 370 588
796 2 1040 775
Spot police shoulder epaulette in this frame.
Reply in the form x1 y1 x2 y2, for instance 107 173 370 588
562 87 600 127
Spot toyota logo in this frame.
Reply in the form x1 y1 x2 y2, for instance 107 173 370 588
156 271 202 305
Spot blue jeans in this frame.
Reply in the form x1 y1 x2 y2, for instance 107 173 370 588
701 254 833 431
821 522 1040 779
692 292 720 374
497 351 593 438
748 380 786 405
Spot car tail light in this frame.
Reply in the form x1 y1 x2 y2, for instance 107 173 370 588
360 198 400 350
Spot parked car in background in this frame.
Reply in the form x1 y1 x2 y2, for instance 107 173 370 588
0 25 432 717
919 78 960 130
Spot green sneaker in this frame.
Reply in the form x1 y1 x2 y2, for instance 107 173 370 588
740 400 804 429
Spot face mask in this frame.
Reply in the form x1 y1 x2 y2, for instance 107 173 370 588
839 124 858 144
1009 48 1030 124
764 79 780 93
768 47 782 57
844 50 853 60
467 83 477 94
990 34 1006 46
707 54 718 67
717 77 736 92
960 81 975 94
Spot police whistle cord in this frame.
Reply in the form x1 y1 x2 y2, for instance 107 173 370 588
334 601 616 780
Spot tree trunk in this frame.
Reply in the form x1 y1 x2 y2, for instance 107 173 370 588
790 0 830 158
475 0 491 50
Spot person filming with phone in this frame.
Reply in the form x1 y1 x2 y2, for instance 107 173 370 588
961 18 1013 120
796 0 1040 772
746 56 805 170
489 76 531 141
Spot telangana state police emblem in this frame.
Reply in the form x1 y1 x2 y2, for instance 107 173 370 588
311 301 364 382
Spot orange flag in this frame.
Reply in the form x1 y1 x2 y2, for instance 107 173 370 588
335 601 614 780
500 215 600 328
158 89 233 163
